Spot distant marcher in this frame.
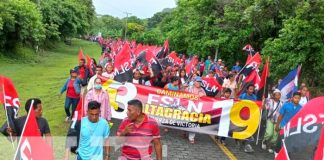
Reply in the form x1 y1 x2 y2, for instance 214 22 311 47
231 61 242 73
222 74 237 98
60 69 81 122
102 63 115 79
299 86 309 107
74 58 90 96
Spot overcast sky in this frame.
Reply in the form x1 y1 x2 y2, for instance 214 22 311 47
93 0 176 19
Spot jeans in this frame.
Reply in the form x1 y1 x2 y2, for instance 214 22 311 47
64 96 80 117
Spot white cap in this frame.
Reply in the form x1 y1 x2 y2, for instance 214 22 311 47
273 89 281 94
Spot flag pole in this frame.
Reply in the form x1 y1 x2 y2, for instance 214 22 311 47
255 56 270 145
2 82 15 150
14 100 34 159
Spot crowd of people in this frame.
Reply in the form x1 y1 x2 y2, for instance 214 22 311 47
1 38 313 159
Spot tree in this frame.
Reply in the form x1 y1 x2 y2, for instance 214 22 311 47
263 1 324 87
0 0 45 50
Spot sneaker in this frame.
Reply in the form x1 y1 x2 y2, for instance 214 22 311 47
189 140 195 144
261 141 267 150
220 140 226 145
244 144 255 153
65 116 70 122
268 149 274 153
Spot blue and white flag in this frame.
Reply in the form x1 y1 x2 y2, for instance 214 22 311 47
277 65 301 102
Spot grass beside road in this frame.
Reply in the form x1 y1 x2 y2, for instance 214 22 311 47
0 39 101 159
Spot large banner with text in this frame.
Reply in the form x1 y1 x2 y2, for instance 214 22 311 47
102 78 262 140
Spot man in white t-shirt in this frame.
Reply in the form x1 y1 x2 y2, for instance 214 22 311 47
299 86 309 107
87 66 103 91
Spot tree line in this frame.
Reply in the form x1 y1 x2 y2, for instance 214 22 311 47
91 0 323 89
0 0 95 51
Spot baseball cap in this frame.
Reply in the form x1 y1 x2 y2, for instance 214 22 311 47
273 89 281 94
195 76 202 82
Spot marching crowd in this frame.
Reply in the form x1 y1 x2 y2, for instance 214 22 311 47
1 38 312 160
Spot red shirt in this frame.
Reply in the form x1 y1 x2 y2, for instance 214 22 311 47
117 114 160 159
79 67 85 79
66 79 79 98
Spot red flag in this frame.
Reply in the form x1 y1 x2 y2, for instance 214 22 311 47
314 126 324 160
201 77 222 96
114 43 132 71
245 54 252 65
185 56 199 75
78 48 85 61
275 140 290 160
245 52 262 67
167 51 181 65
73 96 85 121
258 57 269 90
113 43 133 82
86 55 93 76
242 44 254 54
0 76 20 108
15 101 54 160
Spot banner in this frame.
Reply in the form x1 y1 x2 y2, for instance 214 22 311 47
102 79 262 140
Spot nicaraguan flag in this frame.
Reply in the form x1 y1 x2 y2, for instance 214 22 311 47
277 65 301 101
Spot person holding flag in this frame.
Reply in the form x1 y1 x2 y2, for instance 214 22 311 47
4 98 52 145
261 89 283 153
74 58 90 96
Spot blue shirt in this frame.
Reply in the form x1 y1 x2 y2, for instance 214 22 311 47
239 93 257 101
231 65 242 72
78 117 110 160
279 102 302 128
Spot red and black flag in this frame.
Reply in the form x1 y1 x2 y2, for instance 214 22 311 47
160 51 181 68
278 97 324 159
136 49 163 77
185 56 199 76
0 76 20 135
15 100 54 160
201 77 222 97
314 125 324 159
239 52 262 78
156 39 169 59
113 43 134 82
236 69 261 96
242 44 255 55
256 57 270 100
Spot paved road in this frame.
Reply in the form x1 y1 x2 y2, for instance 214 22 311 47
109 119 274 160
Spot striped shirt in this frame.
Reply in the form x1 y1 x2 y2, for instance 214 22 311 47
117 114 160 160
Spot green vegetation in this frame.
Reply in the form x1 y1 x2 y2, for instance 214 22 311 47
0 0 95 51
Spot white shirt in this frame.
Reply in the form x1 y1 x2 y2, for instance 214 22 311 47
87 75 98 91
102 72 114 79
299 96 308 107
133 79 139 84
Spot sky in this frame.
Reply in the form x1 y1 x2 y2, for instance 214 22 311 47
93 0 177 19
